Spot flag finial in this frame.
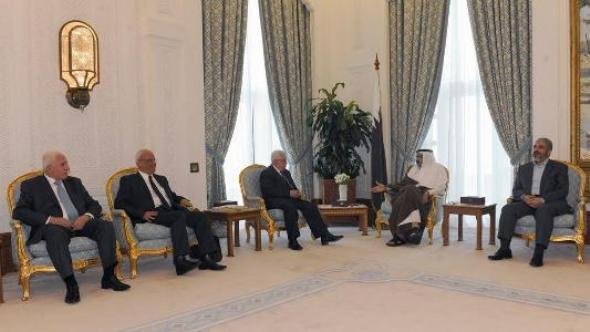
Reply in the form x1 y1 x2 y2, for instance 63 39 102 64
374 53 380 71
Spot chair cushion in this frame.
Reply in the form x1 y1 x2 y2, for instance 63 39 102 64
30 249 99 266
28 237 98 258
134 223 172 240
516 214 575 229
134 223 196 241
515 226 575 237
267 208 304 221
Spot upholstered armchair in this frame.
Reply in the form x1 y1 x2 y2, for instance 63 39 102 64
239 164 306 250
375 167 449 244
105 167 197 278
7 170 122 301
512 161 586 263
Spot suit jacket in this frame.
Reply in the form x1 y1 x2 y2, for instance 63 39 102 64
12 175 102 244
114 172 186 225
260 166 298 206
512 159 569 204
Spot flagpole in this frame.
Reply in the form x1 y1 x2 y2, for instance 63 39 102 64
370 53 388 211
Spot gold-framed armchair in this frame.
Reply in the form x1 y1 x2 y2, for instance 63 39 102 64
512 161 586 263
7 170 122 301
238 164 306 250
105 167 197 278
374 167 449 244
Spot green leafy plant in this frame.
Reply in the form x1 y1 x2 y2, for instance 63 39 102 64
307 82 374 179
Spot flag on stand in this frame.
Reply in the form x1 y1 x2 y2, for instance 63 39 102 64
370 54 388 209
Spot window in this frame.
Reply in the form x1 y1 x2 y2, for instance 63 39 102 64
223 0 283 203
423 0 512 209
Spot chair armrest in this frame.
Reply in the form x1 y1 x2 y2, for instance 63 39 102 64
243 196 265 209
110 209 138 251
180 199 199 211
9 219 33 264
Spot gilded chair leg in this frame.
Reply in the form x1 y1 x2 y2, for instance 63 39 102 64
245 222 251 243
428 227 434 245
525 239 530 247
268 231 274 250
115 244 125 279
376 221 382 238
20 275 31 301
129 255 139 279
576 242 585 263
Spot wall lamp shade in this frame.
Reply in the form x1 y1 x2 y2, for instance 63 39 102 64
59 20 99 110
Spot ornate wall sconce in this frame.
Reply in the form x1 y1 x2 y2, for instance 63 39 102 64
59 20 99 111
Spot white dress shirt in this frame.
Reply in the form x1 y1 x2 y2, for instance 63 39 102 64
531 159 548 196
44 174 93 224
138 171 171 208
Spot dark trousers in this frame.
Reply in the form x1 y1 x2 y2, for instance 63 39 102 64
153 208 217 258
498 200 571 247
266 198 328 241
43 218 117 279
388 186 430 237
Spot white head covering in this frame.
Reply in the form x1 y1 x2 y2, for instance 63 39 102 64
406 150 448 196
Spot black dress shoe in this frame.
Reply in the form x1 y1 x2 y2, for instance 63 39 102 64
175 256 199 275
386 237 405 247
529 252 544 267
101 276 131 291
321 234 343 245
198 256 227 271
65 283 80 304
488 248 512 261
209 250 223 263
288 240 303 251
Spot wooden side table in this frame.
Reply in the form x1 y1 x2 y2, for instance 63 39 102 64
442 203 496 250
317 204 369 235
204 206 261 257
213 200 239 246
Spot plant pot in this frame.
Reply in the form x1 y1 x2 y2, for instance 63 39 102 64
322 179 356 205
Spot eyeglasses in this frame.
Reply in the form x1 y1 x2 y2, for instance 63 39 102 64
139 158 156 163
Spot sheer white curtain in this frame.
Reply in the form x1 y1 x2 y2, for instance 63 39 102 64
423 0 512 211
224 0 283 204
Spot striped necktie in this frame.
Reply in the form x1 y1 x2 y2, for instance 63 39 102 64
55 180 79 221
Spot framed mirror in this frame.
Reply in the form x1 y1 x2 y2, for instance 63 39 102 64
571 0 590 197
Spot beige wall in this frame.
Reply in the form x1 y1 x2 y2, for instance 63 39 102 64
0 0 206 232
307 0 571 198
532 0 570 160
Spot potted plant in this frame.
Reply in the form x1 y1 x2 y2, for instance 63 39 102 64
307 82 374 204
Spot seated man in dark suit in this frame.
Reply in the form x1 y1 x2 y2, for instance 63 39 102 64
260 150 342 250
489 138 571 267
13 151 130 304
115 149 225 275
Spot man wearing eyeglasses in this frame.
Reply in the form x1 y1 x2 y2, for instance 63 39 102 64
115 149 225 275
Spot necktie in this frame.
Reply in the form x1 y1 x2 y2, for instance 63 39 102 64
280 171 296 190
55 180 79 221
149 175 170 209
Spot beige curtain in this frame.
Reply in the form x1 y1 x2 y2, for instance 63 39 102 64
389 0 450 181
467 0 531 166
203 0 248 206
258 0 313 195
